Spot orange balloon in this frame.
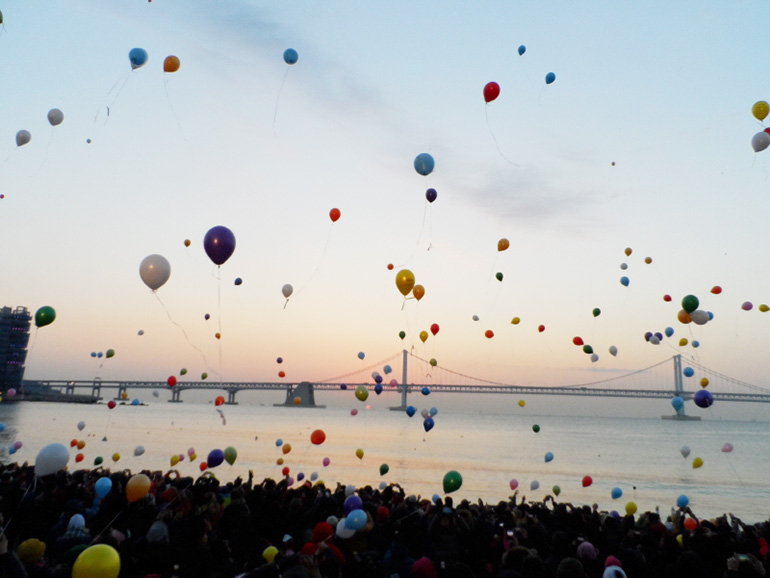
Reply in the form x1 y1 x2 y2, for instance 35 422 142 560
276 457 284 465
711 285 722 295
77 440 86 450
278 371 286 378
293 397 301 405
282 443 292 455
644 257 652 264
184 239 191 247
412 284 425 301
215 332 221 339
683 517 698 531
485 329 494 339
126 473 151 503
677 310 692 324
624 247 632 256
419 330 429 343
163 55 180 73
329 208 341 222
497 238 510 252
395 270 416 297
215 396 225 406
121 392 128 400
310 429 326 445
70 439 78 447
387 263 394 270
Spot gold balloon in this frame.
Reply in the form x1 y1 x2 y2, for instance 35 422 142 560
395 269 416 297
355 448 364 460
72 544 121 578
692 457 703 469
419 331 429 343
753 101 769 121
497 238 509 252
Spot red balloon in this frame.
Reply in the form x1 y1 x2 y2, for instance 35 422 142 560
75 453 84 463
765 128 770 135
572 336 584 346
663 294 672 302
282 466 290 476
711 285 722 295
483 82 500 103
215 396 225 406
485 329 494 339
582 475 593 487
683 517 698 531
387 263 394 270
538 325 545 333
167 376 177 387
430 323 440 336
310 429 326 445
107 400 116 409
70 439 78 447
199 462 208 472
329 208 341 222
278 371 286 378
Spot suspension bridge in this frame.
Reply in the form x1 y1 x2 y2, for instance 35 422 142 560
18 351 770 418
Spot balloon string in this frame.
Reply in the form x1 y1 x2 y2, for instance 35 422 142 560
217 269 223 380
163 75 186 139
153 293 218 378
273 67 291 136
95 71 131 125
294 224 334 298
485 106 519 167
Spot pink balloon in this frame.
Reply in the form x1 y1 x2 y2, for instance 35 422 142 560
509 479 519 491
322 457 330 467
13 441 22 450
350 408 358 416
722 443 734 453
742 301 753 311
389 379 398 387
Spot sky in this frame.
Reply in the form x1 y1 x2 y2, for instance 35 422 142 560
2 1 770 392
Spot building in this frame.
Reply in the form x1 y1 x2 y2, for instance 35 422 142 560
0 306 31 390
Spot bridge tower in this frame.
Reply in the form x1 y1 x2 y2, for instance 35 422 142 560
390 350 409 411
662 354 700 420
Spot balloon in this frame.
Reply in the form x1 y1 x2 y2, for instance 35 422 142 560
355 448 364 460
406 406 416 417
398 331 406 340
347 508 369 531
105 349 115 359
72 544 121 578
609 345 618 356
374 384 383 395
47 108 64 126
760 304 770 312
163 55 180 73
95 477 113 497
395 269 416 296
131 399 139 406
692 457 704 469
167 376 176 387
683 517 698 531
429 358 437 367
205 313 210 320
414 153 435 176
625 502 637 516
443 470 462 493
203 225 236 266
419 330 428 343
552 486 561 497
497 238 509 252
383 364 392 374
538 325 545 333
234 277 243 286
511 317 520 325
77 421 86 431
15 130 31 147
532 424 540 433
683 367 694 378
722 443 734 453
224 446 237 466
690 310 709 325
741 301 754 311
582 475 593 487
677 310 692 324
310 429 326 445
530 480 540 491
517 45 526 55
518 400 525 407
344 494 362 515
283 48 298 65
676 494 689 508
483 82 500 103
170 455 180 467
380 463 389 476
412 285 425 301
611 487 622 500
428 323 440 337
201 373 208 380
355 386 369 402
620 263 628 270
282 443 292 455
545 72 556 84
495 272 503 282
572 336 584 346
139 254 171 292
34 306 56 328
700 377 709 387
423 417 435 432
753 100 769 121
671 396 684 411
134 445 145 457
207 449 225 468
107 400 116 409
322 457 330 467
484 329 494 339
681 295 699 313
663 294 672 302
544 452 554 463
591 308 601 318
680 445 691 459
275 439 283 447
94 457 103 466
35 443 69 477
329 208 341 222
421 386 430 396
509 479 519 490
694 389 713 408
128 48 148 70
263 546 279 564
582 345 593 354
425 188 437 203
199 463 208 472
620 276 629 287
126 473 151 502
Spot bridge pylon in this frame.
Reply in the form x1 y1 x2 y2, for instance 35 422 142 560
662 354 700 421
390 350 409 411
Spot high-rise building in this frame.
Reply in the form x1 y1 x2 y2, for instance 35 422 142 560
0 306 31 390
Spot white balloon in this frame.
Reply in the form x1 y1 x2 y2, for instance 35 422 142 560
752 131 770 153
690 309 709 325
530 480 540 491
590 353 599 363
310 472 319 481
47 108 64 126
472 315 479 321
35 443 69 477
649 336 660 345
15 130 31 147
77 421 86 431
680 445 691 459
282 284 293 299
336 518 355 539
620 263 628 270
345 484 355 497
609 345 618 357
134 445 145 457
139 254 171 292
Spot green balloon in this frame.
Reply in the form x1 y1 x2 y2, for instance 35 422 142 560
201 373 208 380
592 308 601 317
552 485 561 496
443 470 463 494
398 331 406 340
495 272 503 282
105 349 115 359
379 463 389 476
681 294 699 314
532 424 540 433
94 456 104 466
429 358 437 367
224 446 237 466
582 344 593 354
35 306 56 328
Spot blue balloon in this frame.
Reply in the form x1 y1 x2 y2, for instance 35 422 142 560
671 396 684 411
131 399 140 406
683 367 694 378
423 417 435 432
343 495 362 516
692 340 700 348
90 352 97 358
129 48 148 70
544 452 554 463
97 352 103 358
234 277 243 286
414 153 435 176
676 494 689 508
694 389 714 409
665 327 674 338
8 447 15 455
654 332 663 342
421 387 431 396
425 188 437 203
432 494 440 504
283 48 298 65
518 45 526 56
0 423 6 433
297 472 305 481
707 311 714 320
374 384 383 395
611 487 623 500
358 351 365 360
346 508 367 531
406 406 416 417
429 407 438 416
95 477 113 497
545 72 556 84
340 384 348 390
620 276 629 287
275 438 283 447
383 365 392 374
207 448 225 468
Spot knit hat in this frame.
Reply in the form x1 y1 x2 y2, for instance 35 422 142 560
577 541 598 561
605 555 622 568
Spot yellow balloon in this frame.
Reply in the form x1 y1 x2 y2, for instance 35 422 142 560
625 501 637 516
189 452 197 462
72 544 121 578
395 269 416 297
170 455 180 467
412 284 425 301
126 473 151 503
355 385 369 402
121 392 128 400
419 330 429 343
759 304 769 312
355 448 364 460
676 534 683 546
511 317 520 325
518 400 525 407
111 452 121 463
692 457 703 469
753 101 769 121
678 338 688 347
700 377 709 388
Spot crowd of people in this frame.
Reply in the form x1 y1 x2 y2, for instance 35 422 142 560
0 460 766 578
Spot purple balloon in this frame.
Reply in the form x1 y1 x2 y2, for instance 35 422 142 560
425 188 437 203
694 389 714 409
204 226 236 266
374 375 383 384
207 448 225 468
343 495 362 516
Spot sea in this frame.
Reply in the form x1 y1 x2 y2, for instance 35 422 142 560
0 387 768 523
